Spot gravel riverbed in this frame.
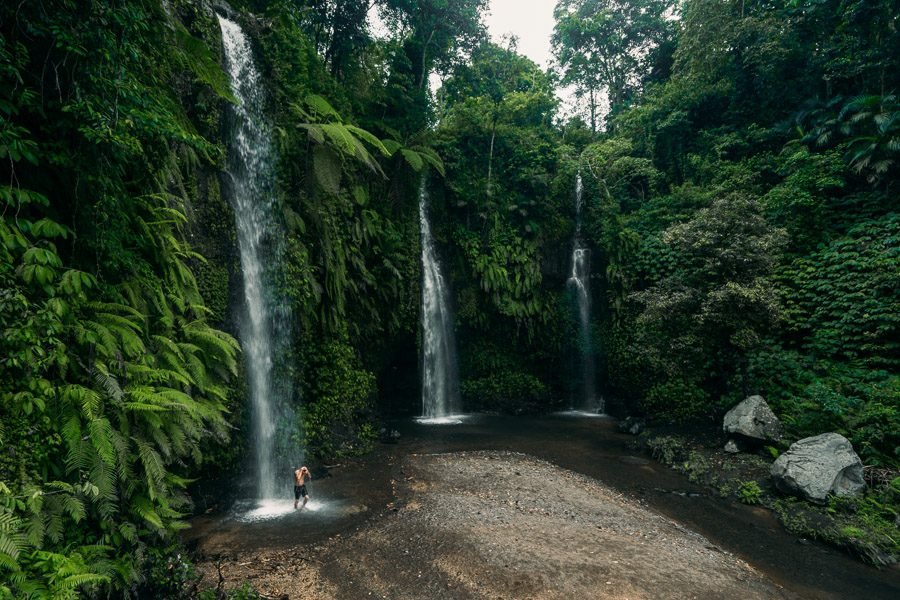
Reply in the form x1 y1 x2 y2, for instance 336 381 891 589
196 451 793 599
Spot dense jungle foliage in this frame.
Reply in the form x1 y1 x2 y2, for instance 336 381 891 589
0 0 897 595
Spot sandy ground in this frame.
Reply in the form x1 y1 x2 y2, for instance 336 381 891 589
196 451 794 599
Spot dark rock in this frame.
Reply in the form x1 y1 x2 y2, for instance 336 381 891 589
380 428 401 444
618 416 646 435
723 395 783 442
770 433 866 504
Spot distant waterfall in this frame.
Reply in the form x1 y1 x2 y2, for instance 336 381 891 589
567 173 601 412
218 14 295 499
419 183 460 418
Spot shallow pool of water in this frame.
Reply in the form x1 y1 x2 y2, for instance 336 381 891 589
232 498 334 523
414 413 473 425
553 410 609 418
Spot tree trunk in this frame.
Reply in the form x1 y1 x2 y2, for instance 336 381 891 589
486 125 496 197
418 29 436 90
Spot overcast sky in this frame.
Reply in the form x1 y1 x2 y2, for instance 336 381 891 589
484 0 558 70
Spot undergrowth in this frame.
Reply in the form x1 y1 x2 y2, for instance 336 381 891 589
643 432 899 566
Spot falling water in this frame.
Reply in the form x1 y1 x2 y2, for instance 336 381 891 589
218 14 294 500
419 183 461 419
567 173 602 412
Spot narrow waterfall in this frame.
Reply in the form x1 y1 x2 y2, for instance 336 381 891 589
419 182 461 419
567 173 601 412
218 14 294 500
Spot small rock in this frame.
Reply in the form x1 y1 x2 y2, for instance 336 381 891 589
618 416 646 435
724 440 740 454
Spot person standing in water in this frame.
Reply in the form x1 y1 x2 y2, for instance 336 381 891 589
293 466 311 509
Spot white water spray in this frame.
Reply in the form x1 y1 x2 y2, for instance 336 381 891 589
218 14 295 499
419 183 461 419
568 173 602 412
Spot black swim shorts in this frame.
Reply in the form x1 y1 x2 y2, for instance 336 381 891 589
294 485 308 499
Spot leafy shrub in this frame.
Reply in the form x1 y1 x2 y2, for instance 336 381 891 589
737 480 763 505
748 343 899 467
301 338 378 460
462 371 548 414
646 435 690 464
134 543 197 598
642 379 712 423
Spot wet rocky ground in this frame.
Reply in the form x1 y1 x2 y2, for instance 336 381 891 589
190 414 900 599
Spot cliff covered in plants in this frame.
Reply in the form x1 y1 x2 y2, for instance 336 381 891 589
1 0 897 595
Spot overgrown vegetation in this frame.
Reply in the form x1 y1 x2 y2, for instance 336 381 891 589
559 0 899 469
0 0 241 594
2 0 898 593
644 431 899 565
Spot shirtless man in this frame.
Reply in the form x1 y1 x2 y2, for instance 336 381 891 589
293 466 311 509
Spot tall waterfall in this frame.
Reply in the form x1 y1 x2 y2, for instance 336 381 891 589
218 14 295 500
419 183 460 419
568 173 601 412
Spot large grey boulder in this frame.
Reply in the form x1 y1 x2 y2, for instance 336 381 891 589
723 395 783 442
770 433 866 503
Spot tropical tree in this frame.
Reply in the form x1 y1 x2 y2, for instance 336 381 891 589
552 0 674 132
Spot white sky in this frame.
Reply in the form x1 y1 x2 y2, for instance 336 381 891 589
484 0 558 70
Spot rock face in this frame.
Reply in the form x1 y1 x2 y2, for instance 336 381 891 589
770 433 866 503
723 395 783 442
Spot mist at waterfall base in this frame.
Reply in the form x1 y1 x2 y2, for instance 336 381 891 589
567 174 604 414
417 183 466 425
218 14 301 517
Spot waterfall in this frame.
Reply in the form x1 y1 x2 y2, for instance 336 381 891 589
218 14 295 500
568 173 601 412
419 182 460 419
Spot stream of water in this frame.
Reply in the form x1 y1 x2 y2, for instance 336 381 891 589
218 14 296 502
567 173 601 412
418 182 461 421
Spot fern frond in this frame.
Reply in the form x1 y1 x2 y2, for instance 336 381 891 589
44 507 63 545
305 94 341 121
400 148 425 172
135 440 166 499
149 426 173 461
59 385 102 420
118 522 137 543
345 125 391 156
412 145 446 176
57 572 110 591
91 365 124 404
88 418 116 467
131 495 164 530
62 495 86 524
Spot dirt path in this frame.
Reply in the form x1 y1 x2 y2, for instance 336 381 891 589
196 451 793 599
